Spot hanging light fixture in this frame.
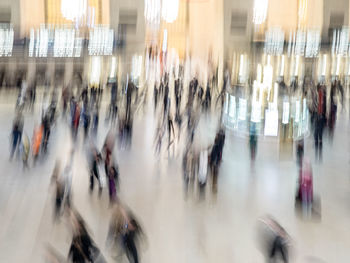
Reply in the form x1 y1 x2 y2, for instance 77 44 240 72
144 0 161 25
161 0 179 23
61 0 87 22
253 0 268 25
144 0 178 24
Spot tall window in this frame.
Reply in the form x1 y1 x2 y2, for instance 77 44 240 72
45 0 101 26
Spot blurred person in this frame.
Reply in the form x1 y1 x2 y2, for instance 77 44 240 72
107 204 145 263
125 114 134 149
51 159 61 185
338 79 344 108
203 84 211 112
28 83 36 112
97 84 103 105
198 85 204 102
166 111 175 157
174 110 183 141
259 216 291 263
48 94 58 125
51 159 71 220
80 86 88 106
107 83 118 124
90 86 97 107
182 143 199 197
89 144 102 195
71 100 81 140
21 133 30 169
10 111 24 160
153 83 159 112
163 84 169 118
42 113 51 153
154 119 165 156
62 86 70 116
17 79 27 109
107 164 119 204
92 104 100 136
42 89 50 121
295 159 313 216
314 83 326 161
62 157 74 209
328 80 338 139
53 169 65 219
126 81 136 120
174 78 181 115
249 122 258 161
103 127 117 174
159 81 164 98
82 105 91 140
68 209 102 263
111 81 118 105
296 138 304 168
32 122 43 163
209 128 225 194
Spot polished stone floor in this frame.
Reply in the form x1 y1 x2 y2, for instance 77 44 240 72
0 87 349 263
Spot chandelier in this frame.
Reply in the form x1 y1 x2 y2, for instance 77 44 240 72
144 0 161 25
253 0 268 25
144 0 179 24
61 0 87 22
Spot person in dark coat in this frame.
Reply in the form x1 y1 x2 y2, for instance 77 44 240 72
10 112 23 160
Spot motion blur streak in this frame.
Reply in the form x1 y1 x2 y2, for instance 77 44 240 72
0 0 349 262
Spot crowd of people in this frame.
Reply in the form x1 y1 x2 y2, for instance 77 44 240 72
6 58 346 263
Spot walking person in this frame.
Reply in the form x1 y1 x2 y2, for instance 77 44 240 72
107 164 119 204
89 144 102 195
32 123 43 163
82 105 91 140
209 129 225 194
10 112 24 160
314 84 326 161
249 122 258 161
107 204 144 263
153 83 158 112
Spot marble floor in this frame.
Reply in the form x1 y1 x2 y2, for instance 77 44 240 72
0 87 349 263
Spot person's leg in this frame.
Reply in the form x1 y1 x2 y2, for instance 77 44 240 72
90 169 94 191
126 237 139 263
269 236 278 259
94 166 102 194
319 124 323 161
314 128 319 160
279 242 289 262
212 165 218 194
55 197 62 218
10 136 17 159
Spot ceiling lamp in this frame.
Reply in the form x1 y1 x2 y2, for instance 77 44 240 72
144 0 179 24
161 0 179 23
61 0 87 22
144 0 161 25
253 0 268 25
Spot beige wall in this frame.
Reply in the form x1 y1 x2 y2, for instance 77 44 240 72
0 0 21 37
188 0 224 74
306 0 323 29
267 0 298 31
20 0 45 37
20 0 110 37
